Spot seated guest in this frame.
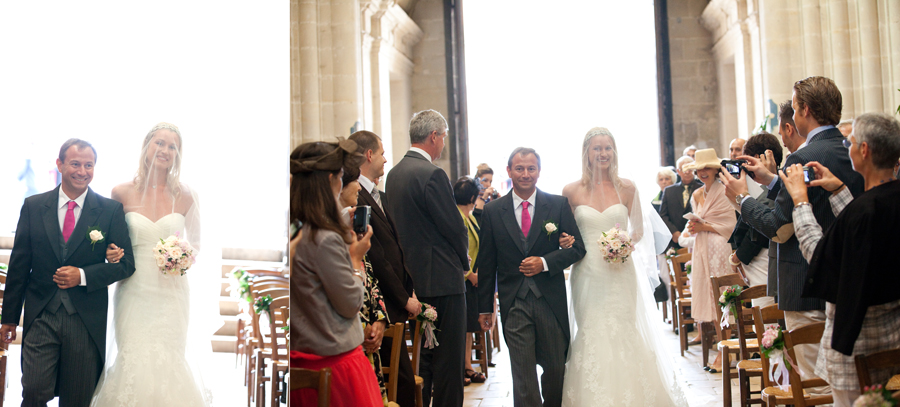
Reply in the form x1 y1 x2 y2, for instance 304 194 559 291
652 167 677 212
726 132 779 307
290 140 381 407
780 112 900 407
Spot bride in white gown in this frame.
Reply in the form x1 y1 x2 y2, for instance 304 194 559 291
92 123 213 406
561 127 686 406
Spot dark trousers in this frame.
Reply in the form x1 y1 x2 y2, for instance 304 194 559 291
418 293 466 407
380 334 416 407
503 291 567 407
22 307 101 407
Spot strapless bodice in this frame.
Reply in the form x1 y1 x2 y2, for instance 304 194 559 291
124 212 186 248
574 204 628 241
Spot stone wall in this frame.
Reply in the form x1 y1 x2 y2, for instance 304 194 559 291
668 0 723 155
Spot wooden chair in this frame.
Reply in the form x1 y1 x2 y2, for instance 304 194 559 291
248 287 288 406
728 285 768 407
407 318 424 407
380 322 406 403
669 253 695 355
235 271 288 370
290 367 332 407
260 296 290 407
855 347 900 390
761 321 833 406
709 274 758 407
471 331 489 378
752 304 785 395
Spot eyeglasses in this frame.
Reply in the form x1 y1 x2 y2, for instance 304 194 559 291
842 138 852 148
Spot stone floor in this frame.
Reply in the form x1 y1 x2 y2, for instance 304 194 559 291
463 307 760 407
1 348 250 406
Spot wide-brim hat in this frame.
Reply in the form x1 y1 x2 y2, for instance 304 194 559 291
683 148 722 171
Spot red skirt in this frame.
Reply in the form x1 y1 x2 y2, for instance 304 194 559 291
291 346 382 407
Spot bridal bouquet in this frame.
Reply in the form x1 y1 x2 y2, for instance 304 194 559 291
154 234 196 276
597 224 635 264
760 324 799 391
854 385 899 407
718 285 742 328
417 303 439 349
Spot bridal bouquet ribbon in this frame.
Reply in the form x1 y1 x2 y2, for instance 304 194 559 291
718 284 742 328
761 324 801 391
154 233 196 276
853 384 899 407
417 303 439 349
597 223 635 264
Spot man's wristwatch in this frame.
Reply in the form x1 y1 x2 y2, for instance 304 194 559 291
735 193 747 205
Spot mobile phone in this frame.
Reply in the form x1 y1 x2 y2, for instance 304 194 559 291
803 166 815 184
352 206 371 234
290 219 302 240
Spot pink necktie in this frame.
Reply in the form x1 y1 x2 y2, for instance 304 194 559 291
63 201 76 242
521 201 531 238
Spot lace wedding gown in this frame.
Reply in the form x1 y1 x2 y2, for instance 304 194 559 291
91 212 211 406
562 204 686 407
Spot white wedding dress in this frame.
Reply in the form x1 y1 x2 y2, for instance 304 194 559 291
562 204 687 406
90 212 212 406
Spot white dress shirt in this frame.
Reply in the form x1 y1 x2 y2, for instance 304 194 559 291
409 147 432 163
58 188 88 286
358 174 376 194
511 190 549 272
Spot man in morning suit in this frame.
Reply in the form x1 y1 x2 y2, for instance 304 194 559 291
385 109 469 407
1 139 136 406
349 130 418 407
658 155 703 249
721 76 864 394
476 148 586 407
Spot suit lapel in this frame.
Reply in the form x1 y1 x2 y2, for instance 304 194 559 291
64 188 101 262
42 186 64 263
358 188 387 224
525 190 550 254
499 194 527 256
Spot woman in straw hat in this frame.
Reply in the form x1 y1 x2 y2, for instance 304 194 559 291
682 148 737 373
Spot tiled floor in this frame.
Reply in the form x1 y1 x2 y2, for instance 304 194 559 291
2 348 249 406
463 308 758 407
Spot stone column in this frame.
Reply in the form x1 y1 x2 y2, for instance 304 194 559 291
298 0 322 144
857 0 884 112
330 0 363 138
800 0 825 75
291 0 302 149
368 1 394 143
889 0 900 114
828 0 856 117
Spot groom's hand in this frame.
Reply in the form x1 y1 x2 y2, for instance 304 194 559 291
53 266 81 289
478 314 493 331
519 257 543 277
0 324 16 343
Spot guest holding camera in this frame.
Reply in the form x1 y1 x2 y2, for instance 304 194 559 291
780 113 900 407
725 132 780 307
475 163 499 203
290 140 381 407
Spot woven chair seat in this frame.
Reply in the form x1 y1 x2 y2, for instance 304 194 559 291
718 338 758 350
762 385 809 401
888 375 900 391
737 359 762 371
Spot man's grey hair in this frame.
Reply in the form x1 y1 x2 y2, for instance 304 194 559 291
853 113 900 170
409 109 448 144
658 167 677 184
683 145 697 156
675 155 694 171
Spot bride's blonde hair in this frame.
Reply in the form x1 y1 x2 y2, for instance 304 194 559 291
134 122 183 200
581 127 621 189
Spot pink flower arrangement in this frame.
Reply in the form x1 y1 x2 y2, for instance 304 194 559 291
154 234 196 276
853 385 898 407
684 260 692 275
718 285 743 328
597 224 635 264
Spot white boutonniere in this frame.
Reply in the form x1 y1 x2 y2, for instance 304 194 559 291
86 227 105 251
542 220 559 241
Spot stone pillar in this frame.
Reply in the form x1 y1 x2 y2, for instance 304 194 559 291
857 0 884 112
297 0 322 145
290 0 302 150
410 0 452 172
330 0 363 138
828 0 856 117
800 0 825 75
368 1 394 147
889 0 900 114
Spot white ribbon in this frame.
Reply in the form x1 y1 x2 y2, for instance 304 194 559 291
767 349 803 391
423 321 440 349
720 304 736 329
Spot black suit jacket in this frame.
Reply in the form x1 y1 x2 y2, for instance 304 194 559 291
740 128 864 311
2 186 136 359
658 179 703 240
358 187 414 324
475 189 585 341
385 151 469 298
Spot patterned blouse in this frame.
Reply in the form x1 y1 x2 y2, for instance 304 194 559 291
359 257 390 406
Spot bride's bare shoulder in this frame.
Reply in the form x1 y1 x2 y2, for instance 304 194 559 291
111 181 137 203
562 180 584 198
